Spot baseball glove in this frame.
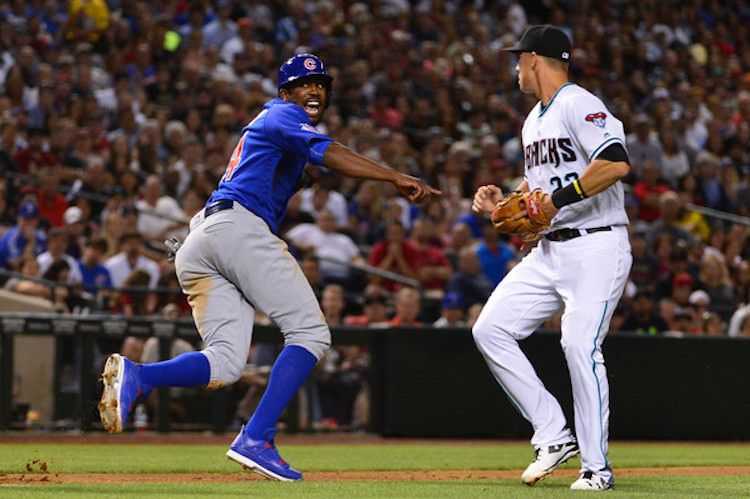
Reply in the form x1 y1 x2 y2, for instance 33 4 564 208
491 189 552 243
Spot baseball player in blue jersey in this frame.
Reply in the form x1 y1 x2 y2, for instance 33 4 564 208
98 53 440 481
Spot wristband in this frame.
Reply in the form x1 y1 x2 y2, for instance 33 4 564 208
551 180 587 209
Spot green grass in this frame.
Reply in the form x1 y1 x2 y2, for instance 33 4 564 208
1 442 749 473
1 441 749 497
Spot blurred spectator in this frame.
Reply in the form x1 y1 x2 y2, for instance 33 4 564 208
66 160 110 222
445 245 494 308
731 310 750 337
104 232 160 289
3 256 67 310
0 202 46 271
368 220 419 292
633 161 670 223
667 307 694 336
101 210 127 259
36 166 69 228
0 186 15 232
626 114 662 177
409 217 452 297
77 235 111 299
279 190 315 237
37 227 82 284
286 209 365 288
700 311 724 336
299 252 324 300
740 313 750 337
621 290 668 335
695 151 732 212
648 191 691 244
120 336 144 363
347 180 383 245
699 253 738 322
654 245 697 302
317 343 369 430
300 176 349 229
59 0 109 45
202 0 236 49
675 189 711 242
62 205 87 259
388 286 422 327
444 221 475 269
476 219 515 286
13 128 58 176
658 128 690 188
433 291 466 328
671 272 695 310
320 284 347 327
109 269 155 317
629 231 659 294
136 175 186 243
344 285 390 328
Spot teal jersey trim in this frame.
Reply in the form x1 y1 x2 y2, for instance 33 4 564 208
538 82 575 117
591 302 609 468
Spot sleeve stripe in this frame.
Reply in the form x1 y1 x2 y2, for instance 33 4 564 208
589 137 625 163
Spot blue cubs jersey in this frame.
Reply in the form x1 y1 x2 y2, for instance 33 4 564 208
208 98 333 234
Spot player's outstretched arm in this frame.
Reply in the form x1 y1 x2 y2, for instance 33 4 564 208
321 141 441 203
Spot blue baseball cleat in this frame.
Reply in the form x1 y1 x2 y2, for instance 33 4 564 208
98 353 151 434
226 426 303 481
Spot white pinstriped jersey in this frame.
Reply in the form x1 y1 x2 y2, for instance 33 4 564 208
521 83 629 230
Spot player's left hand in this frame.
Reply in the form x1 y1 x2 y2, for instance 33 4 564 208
394 175 442 203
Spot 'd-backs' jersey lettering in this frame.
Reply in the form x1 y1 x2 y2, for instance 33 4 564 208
521 83 629 230
209 99 333 234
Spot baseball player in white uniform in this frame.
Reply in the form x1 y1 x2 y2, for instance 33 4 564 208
471 25 632 491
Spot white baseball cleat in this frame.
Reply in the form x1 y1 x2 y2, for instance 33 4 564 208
521 441 579 486
570 470 614 490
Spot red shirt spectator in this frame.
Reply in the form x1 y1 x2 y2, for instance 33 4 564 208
632 161 670 222
409 217 452 292
13 134 58 176
368 221 420 292
36 167 69 227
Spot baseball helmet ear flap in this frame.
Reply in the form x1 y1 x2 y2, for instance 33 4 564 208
278 53 333 106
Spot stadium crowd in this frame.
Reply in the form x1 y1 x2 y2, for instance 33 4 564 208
1 0 750 428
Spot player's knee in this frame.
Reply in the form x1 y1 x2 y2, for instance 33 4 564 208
201 346 246 384
471 318 492 349
296 329 331 360
560 337 597 360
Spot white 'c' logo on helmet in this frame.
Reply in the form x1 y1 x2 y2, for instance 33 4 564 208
304 58 317 70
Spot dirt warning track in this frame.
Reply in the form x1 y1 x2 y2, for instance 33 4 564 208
2 466 750 485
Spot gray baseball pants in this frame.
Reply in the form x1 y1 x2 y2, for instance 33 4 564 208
175 201 331 386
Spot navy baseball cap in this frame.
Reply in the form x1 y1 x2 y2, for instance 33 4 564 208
18 202 38 219
441 292 465 310
503 25 572 61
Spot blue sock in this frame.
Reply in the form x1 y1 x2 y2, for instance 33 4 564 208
139 351 211 387
244 345 317 441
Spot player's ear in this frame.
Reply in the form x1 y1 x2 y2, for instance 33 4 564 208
279 87 290 102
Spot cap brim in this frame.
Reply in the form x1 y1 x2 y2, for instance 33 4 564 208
502 44 524 53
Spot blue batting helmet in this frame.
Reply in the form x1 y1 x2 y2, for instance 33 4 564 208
277 53 333 90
